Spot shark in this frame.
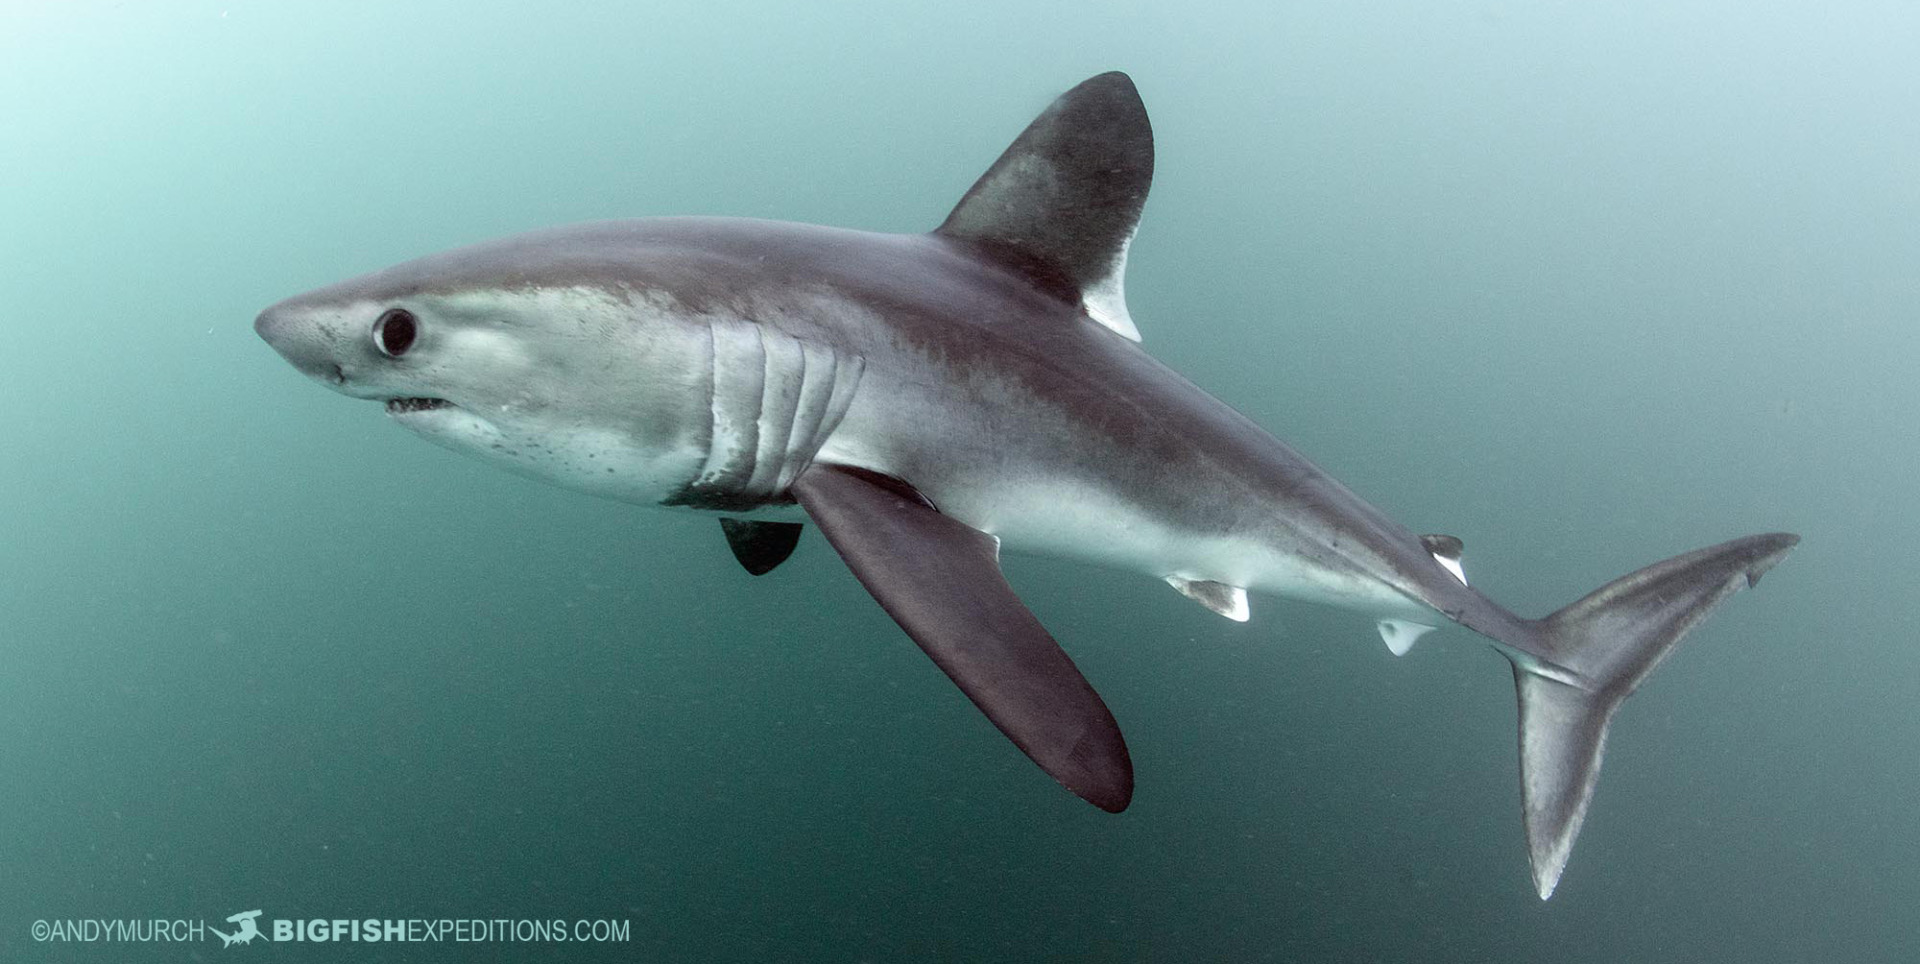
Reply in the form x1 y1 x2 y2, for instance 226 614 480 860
254 72 1797 899
210 910 264 947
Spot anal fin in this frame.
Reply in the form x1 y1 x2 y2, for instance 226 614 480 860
1377 618 1436 656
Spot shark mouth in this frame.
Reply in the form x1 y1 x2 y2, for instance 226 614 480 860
385 397 455 415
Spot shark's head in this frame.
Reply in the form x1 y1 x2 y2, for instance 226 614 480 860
253 232 719 504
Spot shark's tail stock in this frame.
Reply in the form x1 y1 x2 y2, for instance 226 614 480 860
1492 532 1798 899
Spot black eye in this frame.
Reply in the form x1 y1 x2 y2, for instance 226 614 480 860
372 308 418 357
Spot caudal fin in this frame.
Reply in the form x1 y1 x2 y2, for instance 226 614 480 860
1510 532 1798 899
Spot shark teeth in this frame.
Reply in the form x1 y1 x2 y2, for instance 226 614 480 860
384 397 454 415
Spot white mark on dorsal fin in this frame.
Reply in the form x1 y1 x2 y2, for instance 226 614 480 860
1420 533 1468 586
1082 231 1141 342
1377 619 1436 656
1164 576 1249 622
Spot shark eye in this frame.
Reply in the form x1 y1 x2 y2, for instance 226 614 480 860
372 308 418 358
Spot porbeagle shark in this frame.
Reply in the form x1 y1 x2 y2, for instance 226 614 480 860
255 72 1797 899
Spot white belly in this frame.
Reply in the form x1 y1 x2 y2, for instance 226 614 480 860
922 473 1432 623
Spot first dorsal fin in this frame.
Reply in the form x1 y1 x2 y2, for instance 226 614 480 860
935 71 1152 342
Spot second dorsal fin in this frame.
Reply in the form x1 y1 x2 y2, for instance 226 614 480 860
1421 533 1468 585
935 72 1152 342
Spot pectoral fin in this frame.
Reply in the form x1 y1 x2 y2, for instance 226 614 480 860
789 463 1133 812
719 518 804 575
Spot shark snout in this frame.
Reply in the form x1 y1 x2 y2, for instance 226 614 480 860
254 300 348 386
252 301 290 343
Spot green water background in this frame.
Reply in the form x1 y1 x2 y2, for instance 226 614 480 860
1 1 1909 960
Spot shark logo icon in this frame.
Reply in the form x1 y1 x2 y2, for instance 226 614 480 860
210 910 264 947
